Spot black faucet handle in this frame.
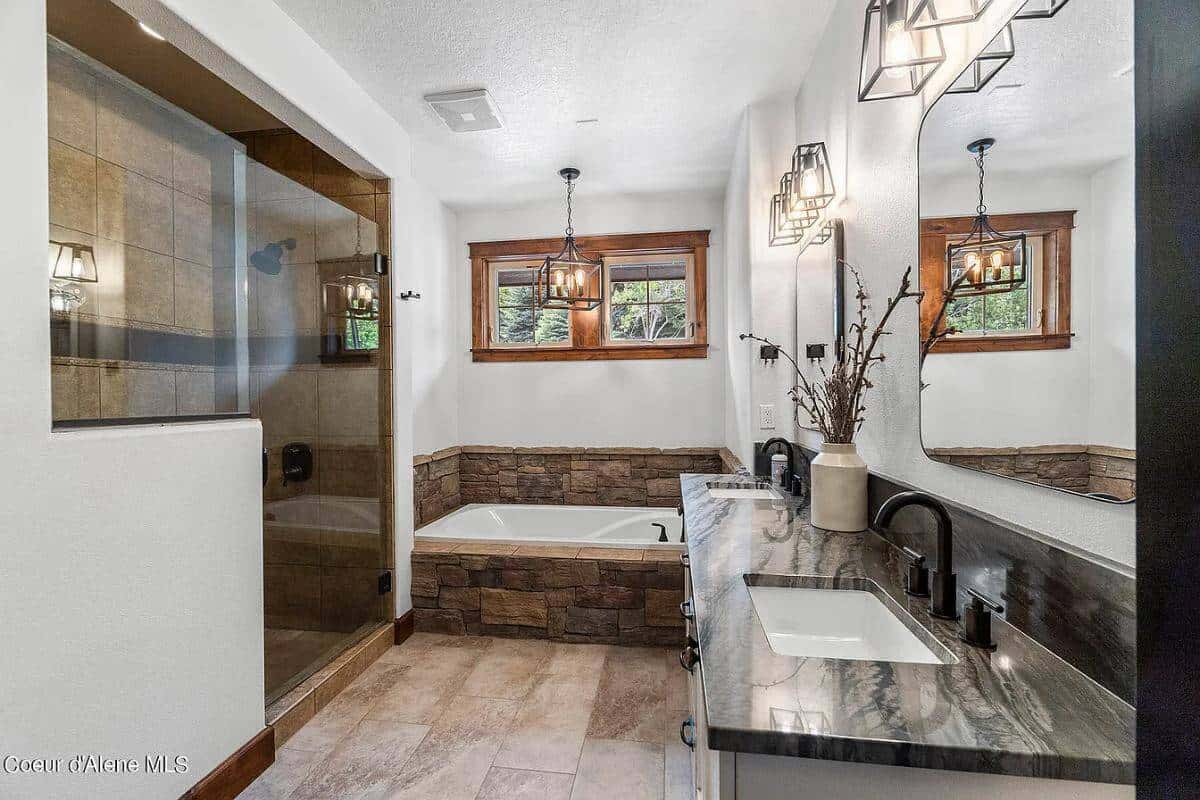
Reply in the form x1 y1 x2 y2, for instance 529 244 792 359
900 547 931 598
652 523 668 543
964 586 1004 613
960 587 1004 650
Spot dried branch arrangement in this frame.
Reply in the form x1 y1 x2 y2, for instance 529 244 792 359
742 262 914 444
919 270 973 367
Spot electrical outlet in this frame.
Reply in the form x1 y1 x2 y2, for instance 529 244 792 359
759 403 776 430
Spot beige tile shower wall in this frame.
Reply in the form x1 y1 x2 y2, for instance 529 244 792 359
412 447 726 528
47 45 241 421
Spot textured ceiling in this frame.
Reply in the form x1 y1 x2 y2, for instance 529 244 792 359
272 0 838 209
920 0 1133 179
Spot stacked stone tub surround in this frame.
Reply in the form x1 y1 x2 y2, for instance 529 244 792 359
411 541 685 646
413 446 725 527
681 473 1134 784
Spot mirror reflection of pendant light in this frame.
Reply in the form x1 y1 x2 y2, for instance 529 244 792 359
1014 0 1070 19
946 24 1015 94
904 0 993 29
536 168 603 311
945 138 1027 297
859 0 946 102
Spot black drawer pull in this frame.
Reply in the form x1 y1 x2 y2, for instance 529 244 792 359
680 716 696 750
679 599 695 621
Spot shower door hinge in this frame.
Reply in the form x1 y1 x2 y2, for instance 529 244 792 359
378 571 392 595
373 253 389 276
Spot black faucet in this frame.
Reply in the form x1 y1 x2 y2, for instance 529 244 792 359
760 438 800 495
874 491 958 620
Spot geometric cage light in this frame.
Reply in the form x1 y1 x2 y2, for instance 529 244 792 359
536 167 604 311
945 137 1027 297
769 174 812 247
49 240 98 283
859 0 947 102
784 142 836 220
905 0 994 30
946 24 1015 94
1013 0 1070 19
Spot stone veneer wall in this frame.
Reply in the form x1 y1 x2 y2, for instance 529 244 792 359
927 445 1136 501
411 541 685 646
413 446 726 528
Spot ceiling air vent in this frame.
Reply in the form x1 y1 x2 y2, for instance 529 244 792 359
423 89 504 132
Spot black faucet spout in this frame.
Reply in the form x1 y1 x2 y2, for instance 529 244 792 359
761 438 797 495
874 491 958 620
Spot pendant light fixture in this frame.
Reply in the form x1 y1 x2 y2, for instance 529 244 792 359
946 138 1026 296
537 168 603 311
1014 0 1070 19
859 0 946 102
946 24 1015 94
904 0 993 29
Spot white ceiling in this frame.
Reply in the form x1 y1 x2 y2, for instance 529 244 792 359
920 0 1134 179
272 0 837 209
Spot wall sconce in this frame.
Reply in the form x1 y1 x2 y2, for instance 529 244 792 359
859 0 946 101
49 241 98 283
946 138 1026 296
946 24 1015 93
905 0 994 29
785 142 836 220
1014 0 1070 19
770 173 823 247
537 167 604 311
47 240 97 313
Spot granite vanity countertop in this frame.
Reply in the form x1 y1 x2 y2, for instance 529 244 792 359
681 473 1135 784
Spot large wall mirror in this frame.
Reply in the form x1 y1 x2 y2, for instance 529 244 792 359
917 0 1134 503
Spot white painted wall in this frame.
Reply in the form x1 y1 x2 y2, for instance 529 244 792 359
411 195 461 455
454 191 727 448
722 114 754 465
1 0 429 796
773 0 1134 565
0 4 262 799
1087 155 1136 451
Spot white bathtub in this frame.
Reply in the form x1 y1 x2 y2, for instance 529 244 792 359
264 495 380 533
416 503 684 549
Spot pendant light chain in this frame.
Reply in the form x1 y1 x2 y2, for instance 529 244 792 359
564 175 575 238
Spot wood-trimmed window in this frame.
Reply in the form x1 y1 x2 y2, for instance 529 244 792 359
469 230 709 362
920 211 1075 353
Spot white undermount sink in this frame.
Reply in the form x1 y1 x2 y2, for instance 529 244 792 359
746 576 956 665
706 481 781 500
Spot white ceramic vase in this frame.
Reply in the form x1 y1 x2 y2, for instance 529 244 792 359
810 442 868 532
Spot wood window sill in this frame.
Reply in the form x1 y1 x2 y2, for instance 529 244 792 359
929 333 1072 354
472 343 709 362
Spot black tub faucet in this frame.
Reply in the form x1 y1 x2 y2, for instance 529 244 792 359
874 491 958 620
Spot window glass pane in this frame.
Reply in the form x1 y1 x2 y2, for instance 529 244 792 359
534 308 569 344
647 303 687 340
343 317 380 350
497 269 535 307
650 279 686 303
610 305 647 340
611 278 648 303
498 307 535 343
946 296 983 332
983 287 1030 331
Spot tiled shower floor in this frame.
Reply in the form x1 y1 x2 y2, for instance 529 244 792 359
240 633 694 800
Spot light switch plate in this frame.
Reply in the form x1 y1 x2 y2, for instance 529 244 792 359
759 403 776 430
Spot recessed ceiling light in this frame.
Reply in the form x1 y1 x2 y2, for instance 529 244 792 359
423 89 503 132
575 118 599 125
138 21 165 40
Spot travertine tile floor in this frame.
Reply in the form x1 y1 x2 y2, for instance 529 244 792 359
240 634 694 800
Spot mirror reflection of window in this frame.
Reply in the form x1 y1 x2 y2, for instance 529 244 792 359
917 0 1135 503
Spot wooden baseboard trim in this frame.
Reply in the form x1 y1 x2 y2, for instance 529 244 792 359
395 609 415 645
179 726 274 800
